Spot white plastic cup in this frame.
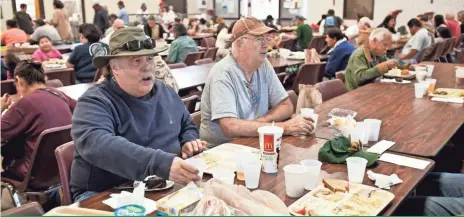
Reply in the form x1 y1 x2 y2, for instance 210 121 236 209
185 158 206 184
426 65 435 77
364 119 382 141
283 164 308 197
235 150 256 181
300 160 322 190
300 108 314 117
346 157 368 184
456 69 464 85
414 83 427 98
213 171 235 185
416 70 426 82
243 160 262 189
354 122 370 145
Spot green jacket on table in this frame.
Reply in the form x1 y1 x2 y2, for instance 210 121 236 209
344 45 389 91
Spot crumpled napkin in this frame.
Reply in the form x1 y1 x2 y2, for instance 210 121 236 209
367 170 403 189
380 78 412 84
102 184 157 215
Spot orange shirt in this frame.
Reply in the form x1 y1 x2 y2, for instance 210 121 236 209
1 28 28 46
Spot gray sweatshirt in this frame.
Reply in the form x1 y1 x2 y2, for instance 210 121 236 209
70 79 198 199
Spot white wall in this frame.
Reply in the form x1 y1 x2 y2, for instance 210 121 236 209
303 0 344 25
1 1 15 32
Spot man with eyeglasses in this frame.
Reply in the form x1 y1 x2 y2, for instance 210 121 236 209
200 17 315 148
70 27 206 202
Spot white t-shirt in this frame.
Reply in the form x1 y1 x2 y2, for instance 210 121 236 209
216 28 231 57
136 9 149 24
162 11 177 24
345 24 359 38
401 28 432 59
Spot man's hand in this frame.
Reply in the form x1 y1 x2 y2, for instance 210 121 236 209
182 139 207 159
169 157 201 185
385 60 399 69
283 114 314 135
1 94 11 112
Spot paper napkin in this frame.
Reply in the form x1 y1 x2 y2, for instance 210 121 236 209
366 140 395 155
367 170 403 189
379 153 431 170
380 78 412 84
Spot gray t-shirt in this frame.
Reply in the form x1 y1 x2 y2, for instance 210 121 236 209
401 28 431 59
200 54 288 147
30 25 62 42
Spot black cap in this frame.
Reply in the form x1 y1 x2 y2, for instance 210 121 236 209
266 15 274 20
34 19 46 26
295 15 306 21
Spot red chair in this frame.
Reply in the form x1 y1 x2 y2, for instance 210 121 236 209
316 79 347 102
292 62 327 94
168 63 187 69
1 125 72 207
194 58 214 65
203 47 219 61
55 141 75 206
183 52 204 66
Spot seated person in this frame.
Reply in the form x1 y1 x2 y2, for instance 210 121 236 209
398 18 432 62
345 17 371 43
187 18 200 36
324 28 355 77
31 36 63 62
216 21 236 58
71 27 204 201
67 24 109 83
200 17 315 147
167 24 198 63
29 19 61 43
377 15 397 34
144 15 166 40
264 15 278 30
101 19 125 45
169 18 182 33
1 61 76 181
104 14 120 36
435 25 452 43
1 20 28 46
344 28 398 91
394 172 464 216
283 16 313 51
198 18 208 30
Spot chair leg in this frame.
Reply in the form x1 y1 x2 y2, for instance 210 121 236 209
1 182 21 207
12 192 23 207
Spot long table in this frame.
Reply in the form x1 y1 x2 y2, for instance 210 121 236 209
76 136 434 216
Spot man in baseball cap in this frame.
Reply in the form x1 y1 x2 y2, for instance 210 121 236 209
200 17 315 147
70 27 207 201
283 15 313 51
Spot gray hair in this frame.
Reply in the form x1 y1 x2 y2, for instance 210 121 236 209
445 13 455 19
369 28 392 41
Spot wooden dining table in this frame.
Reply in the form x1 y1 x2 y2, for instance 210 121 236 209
75 136 434 216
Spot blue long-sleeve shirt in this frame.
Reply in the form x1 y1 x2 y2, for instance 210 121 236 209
325 40 355 77
70 79 198 199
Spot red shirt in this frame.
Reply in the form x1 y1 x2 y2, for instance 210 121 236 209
1 88 76 180
446 19 461 37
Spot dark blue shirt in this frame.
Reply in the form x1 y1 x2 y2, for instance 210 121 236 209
70 79 198 199
325 40 355 77
68 42 109 83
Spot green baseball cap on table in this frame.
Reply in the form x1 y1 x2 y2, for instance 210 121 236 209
93 27 169 68
318 136 379 167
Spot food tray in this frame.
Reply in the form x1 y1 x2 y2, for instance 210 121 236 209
190 143 259 174
288 181 395 216
383 71 416 80
428 88 464 98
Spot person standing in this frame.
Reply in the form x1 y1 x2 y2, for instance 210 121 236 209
324 9 344 30
136 3 149 25
93 2 109 35
117 1 129 25
14 4 34 35
49 0 73 40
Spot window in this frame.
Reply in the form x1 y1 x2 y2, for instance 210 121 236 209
343 0 374 20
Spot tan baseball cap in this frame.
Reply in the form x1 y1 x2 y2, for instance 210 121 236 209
231 17 277 42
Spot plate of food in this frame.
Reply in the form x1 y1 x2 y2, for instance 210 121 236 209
115 176 174 192
288 179 395 216
429 88 464 98
384 68 416 80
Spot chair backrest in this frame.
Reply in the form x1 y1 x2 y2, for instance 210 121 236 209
316 79 347 102
276 72 286 84
46 79 64 88
194 58 214 65
308 36 327 52
168 63 187 69
423 42 441 61
183 52 204 66
45 69 76 86
443 38 456 55
55 141 75 206
335 71 345 83
437 39 449 57
416 46 432 63
18 125 73 192
200 37 216 48
191 111 201 128
292 62 327 94
203 47 219 61
1 79 16 95
2 202 44 216
279 39 294 50
182 94 199 113
454 34 463 49
287 90 298 113
93 68 103 82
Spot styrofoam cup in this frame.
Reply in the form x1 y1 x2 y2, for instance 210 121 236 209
364 119 382 141
416 70 426 82
346 157 368 184
300 160 322 190
236 150 256 181
426 65 434 77
354 122 370 145
185 158 206 184
243 159 262 189
213 171 235 185
283 164 308 197
300 108 314 117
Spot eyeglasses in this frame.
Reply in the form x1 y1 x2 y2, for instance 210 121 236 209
240 36 271 46
111 38 156 55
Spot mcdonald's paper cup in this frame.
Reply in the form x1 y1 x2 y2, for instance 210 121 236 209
258 126 283 173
